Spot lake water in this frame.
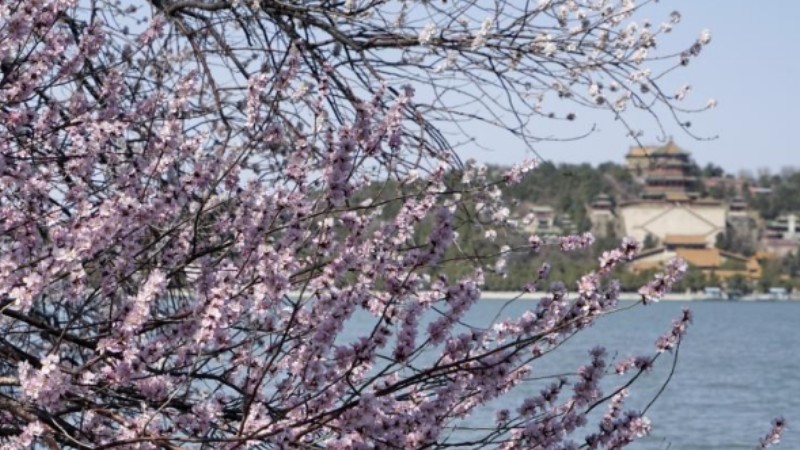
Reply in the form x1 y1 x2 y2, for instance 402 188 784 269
341 299 799 449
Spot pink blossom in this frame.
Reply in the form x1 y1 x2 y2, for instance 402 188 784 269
757 417 786 450
0 2 740 448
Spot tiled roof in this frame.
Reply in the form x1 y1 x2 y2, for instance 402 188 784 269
659 141 686 155
631 261 663 272
627 141 687 158
627 147 652 157
718 250 749 262
663 192 691 202
675 248 721 267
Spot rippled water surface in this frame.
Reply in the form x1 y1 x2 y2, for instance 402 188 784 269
342 300 799 449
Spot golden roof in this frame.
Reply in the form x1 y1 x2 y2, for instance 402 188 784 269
627 147 654 157
664 192 691 201
675 248 721 268
755 251 776 260
660 140 685 155
746 258 762 274
627 140 687 158
718 250 749 262
631 261 662 273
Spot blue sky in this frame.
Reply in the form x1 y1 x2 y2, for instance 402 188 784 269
459 1 800 174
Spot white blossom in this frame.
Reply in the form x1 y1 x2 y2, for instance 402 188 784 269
434 51 458 73
614 93 630 111
471 17 493 50
588 83 600 98
629 68 651 83
291 81 309 101
492 207 510 222
418 23 437 45
699 29 712 45
314 109 329 132
522 212 536 226
674 84 691 101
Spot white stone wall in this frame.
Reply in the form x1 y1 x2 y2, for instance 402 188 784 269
618 202 726 246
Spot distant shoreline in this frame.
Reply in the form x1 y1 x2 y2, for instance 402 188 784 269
478 291 689 301
280 291 798 302
478 291 799 302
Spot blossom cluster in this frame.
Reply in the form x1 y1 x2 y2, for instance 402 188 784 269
757 417 787 450
0 1 778 449
638 257 689 303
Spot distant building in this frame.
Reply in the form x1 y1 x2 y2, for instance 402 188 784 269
704 176 745 196
521 205 560 235
557 216 578 235
768 287 790 301
584 140 788 283
617 140 763 281
748 186 773 196
728 196 749 217
590 193 614 211
618 199 726 249
765 213 798 241
521 204 579 236
531 205 555 231
761 239 799 259
625 140 699 200
589 194 616 238
761 213 800 257
631 245 761 281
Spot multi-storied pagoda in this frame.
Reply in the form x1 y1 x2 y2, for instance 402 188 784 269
625 140 698 201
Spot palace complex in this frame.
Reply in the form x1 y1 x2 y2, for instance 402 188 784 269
590 140 763 281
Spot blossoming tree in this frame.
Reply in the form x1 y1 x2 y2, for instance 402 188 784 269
0 0 783 449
